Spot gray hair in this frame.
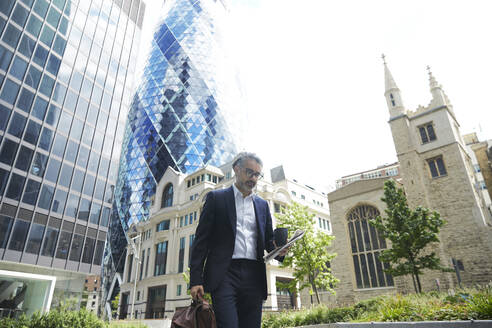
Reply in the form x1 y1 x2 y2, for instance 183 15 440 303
232 152 263 168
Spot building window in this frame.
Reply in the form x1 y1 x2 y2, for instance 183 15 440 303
347 205 394 289
301 194 305 200
140 249 145 280
156 219 170 232
154 241 168 276
418 123 437 144
189 234 195 265
473 164 481 173
127 254 133 283
161 183 173 208
178 237 185 273
427 157 447 178
291 191 296 197
389 93 395 106
177 284 182 296
478 181 487 190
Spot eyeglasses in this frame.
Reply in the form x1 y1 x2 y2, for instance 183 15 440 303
242 167 264 179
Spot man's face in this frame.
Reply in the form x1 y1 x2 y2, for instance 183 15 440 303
234 159 262 194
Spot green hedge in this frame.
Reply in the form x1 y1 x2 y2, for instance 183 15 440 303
0 309 146 328
262 285 492 327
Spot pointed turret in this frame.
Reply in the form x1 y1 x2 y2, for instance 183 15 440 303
383 55 405 118
427 66 452 110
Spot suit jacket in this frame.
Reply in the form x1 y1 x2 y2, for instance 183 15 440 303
189 186 277 300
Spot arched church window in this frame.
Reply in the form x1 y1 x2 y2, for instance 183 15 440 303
347 204 394 289
161 183 173 208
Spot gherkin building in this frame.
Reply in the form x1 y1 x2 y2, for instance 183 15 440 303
102 0 243 312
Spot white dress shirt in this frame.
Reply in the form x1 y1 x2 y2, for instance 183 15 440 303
232 184 258 260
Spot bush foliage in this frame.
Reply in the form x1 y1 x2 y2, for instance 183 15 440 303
0 307 146 328
262 285 492 327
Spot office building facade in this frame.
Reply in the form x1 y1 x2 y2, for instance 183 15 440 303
104 0 244 313
0 0 145 314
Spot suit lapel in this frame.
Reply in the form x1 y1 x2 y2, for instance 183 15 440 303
225 186 237 236
253 196 265 250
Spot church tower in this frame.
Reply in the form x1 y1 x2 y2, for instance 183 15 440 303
384 59 492 290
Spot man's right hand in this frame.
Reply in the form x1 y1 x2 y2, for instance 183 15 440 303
190 285 204 300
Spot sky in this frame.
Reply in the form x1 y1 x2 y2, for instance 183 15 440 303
136 0 492 192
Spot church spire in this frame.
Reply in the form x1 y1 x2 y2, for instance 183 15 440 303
383 55 405 118
427 66 452 109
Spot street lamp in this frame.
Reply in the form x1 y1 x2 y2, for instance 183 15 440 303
127 223 142 320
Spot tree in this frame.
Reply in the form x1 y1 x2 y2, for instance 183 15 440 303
369 179 452 293
275 202 338 304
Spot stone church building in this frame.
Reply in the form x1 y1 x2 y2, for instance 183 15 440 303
328 60 492 304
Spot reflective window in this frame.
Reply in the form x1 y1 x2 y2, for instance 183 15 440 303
100 206 110 227
0 79 20 105
12 4 29 26
94 239 105 265
82 237 95 263
161 183 173 208
38 127 54 151
58 62 71 84
47 6 61 28
30 152 48 177
16 88 35 113
57 111 72 135
76 145 89 168
33 45 49 67
58 163 73 187
33 0 49 18
0 215 14 248
87 151 99 173
31 97 48 120
64 90 77 112
59 16 69 35
92 131 103 153
18 35 36 58
104 183 113 203
25 65 42 89
70 117 83 141
25 223 45 254
52 188 67 213
6 173 25 201
8 219 30 251
96 110 107 131
52 0 66 11
22 179 41 205
3 24 22 48
37 184 54 210
51 133 67 157
46 104 61 127
0 45 13 71
70 71 83 92
8 112 27 138
20 0 34 8
98 157 109 177
55 230 71 259
69 233 84 261
82 174 95 197
78 198 90 221
0 168 9 197
15 146 34 172
9 56 28 81
86 104 98 125
47 55 62 76
45 158 61 182
65 140 79 162
0 138 19 166
40 25 55 47
23 120 42 145
0 104 11 131
75 97 88 119
41 227 58 256
39 75 55 97
93 178 105 201
0 0 16 16
89 203 101 224
70 169 84 192
81 78 93 100
65 193 80 218
81 124 94 146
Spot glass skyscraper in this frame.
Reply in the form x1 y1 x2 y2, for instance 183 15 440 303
103 0 244 312
0 0 145 311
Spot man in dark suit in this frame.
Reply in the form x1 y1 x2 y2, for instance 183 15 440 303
189 152 286 328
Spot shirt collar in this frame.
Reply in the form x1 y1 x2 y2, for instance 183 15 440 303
233 183 254 200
